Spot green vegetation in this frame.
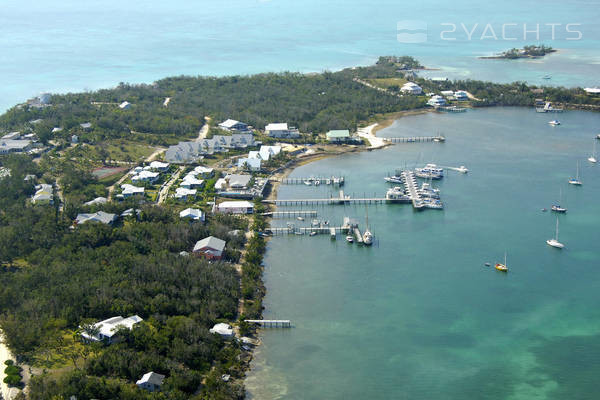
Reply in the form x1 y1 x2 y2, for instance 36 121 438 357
4 360 24 388
483 44 556 59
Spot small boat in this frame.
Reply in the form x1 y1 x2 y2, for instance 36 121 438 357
546 217 564 249
484 262 491 267
495 252 508 272
384 176 403 184
542 75 552 80
456 165 469 173
588 140 597 163
346 235 354 243
568 161 582 185
297 216 304 221
551 205 567 213
548 120 561 126
541 208 548 212
309 231 317 237
303 180 312 186
596 134 600 140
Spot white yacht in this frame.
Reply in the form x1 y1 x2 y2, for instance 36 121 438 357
415 164 444 180
384 175 403 184
386 187 410 201
546 217 565 249
548 120 561 126
588 140 597 163
418 182 440 199
456 165 469 173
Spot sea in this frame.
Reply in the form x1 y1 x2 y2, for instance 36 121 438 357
2 0 600 113
3 1 600 399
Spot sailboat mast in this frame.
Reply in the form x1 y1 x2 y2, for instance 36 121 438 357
555 217 559 240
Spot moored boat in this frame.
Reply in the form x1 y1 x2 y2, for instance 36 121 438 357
548 120 561 126
495 252 508 272
546 217 565 249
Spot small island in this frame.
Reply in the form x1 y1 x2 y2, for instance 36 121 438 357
480 45 556 60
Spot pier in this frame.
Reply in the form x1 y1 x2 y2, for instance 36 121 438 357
437 106 467 113
401 170 425 210
281 176 345 186
383 135 445 143
353 227 364 244
245 320 292 328
262 210 318 218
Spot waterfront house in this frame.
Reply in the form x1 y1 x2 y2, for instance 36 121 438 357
237 157 261 171
179 208 205 222
427 95 447 107
175 187 197 201
216 200 254 214
136 372 165 392
80 315 143 344
209 323 235 338
193 236 226 260
454 90 469 100
265 123 300 138
75 211 117 225
400 82 423 95
326 129 353 143
257 145 281 161
584 87 600 95
218 119 250 132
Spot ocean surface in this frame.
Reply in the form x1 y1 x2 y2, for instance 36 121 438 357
2 0 600 112
245 107 600 399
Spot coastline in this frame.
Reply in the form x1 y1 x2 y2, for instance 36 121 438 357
0 333 19 400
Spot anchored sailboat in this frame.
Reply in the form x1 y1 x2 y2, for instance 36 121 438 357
568 161 582 185
546 217 565 249
362 206 373 246
551 188 567 213
495 252 508 272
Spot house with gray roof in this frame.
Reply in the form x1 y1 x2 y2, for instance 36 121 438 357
193 236 226 260
218 119 250 133
75 211 117 225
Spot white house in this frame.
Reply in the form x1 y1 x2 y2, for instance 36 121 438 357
132 171 160 184
193 166 214 176
258 145 281 161
218 119 249 132
32 184 54 205
440 90 455 97
209 323 235 338
80 315 143 343
584 87 600 95
427 95 447 107
84 197 108 206
136 372 165 392
237 157 261 171
149 161 170 172
121 184 145 198
180 208 205 222
216 200 254 214
175 187 197 200
180 175 204 189
119 101 132 110
215 178 228 191
75 211 117 225
454 90 469 100
400 82 423 95
265 123 300 138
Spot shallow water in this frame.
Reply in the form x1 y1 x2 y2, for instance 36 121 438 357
246 107 600 399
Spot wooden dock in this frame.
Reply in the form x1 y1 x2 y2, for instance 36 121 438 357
384 136 445 143
281 176 345 186
262 210 318 218
266 225 351 235
245 319 292 328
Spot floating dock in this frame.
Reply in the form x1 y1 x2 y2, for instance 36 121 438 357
262 210 318 218
245 320 292 328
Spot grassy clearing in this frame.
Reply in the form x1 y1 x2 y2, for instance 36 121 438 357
365 77 408 89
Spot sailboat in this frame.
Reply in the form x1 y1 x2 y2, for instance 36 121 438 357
568 161 582 185
495 252 508 272
362 206 373 246
546 217 565 249
551 188 567 213
588 140 597 163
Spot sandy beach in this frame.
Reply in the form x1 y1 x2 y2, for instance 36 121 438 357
0 333 20 400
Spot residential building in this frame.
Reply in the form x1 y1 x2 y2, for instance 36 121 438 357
165 134 256 163
80 315 143 343
237 157 261 171
400 82 423 95
326 129 356 143
226 174 252 189
32 183 54 204
215 178 227 191
75 211 117 225
84 197 108 206
121 184 145 198
0 139 32 154
136 372 165 392
193 236 226 260
209 323 235 338
218 119 250 132
80 122 92 130
1 132 20 140
265 123 300 138
175 187 197 200
192 166 214 177
249 145 281 161
179 208 205 222
180 175 204 189
584 87 600 95
131 171 160 184
149 161 170 172
454 90 469 100
216 200 254 214
427 95 447 107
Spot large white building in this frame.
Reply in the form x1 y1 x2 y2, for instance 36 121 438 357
216 200 254 214
80 315 143 343
400 82 423 95
265 123 300 138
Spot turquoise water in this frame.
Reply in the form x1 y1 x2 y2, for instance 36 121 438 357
2 0 600 112
246 107 600 399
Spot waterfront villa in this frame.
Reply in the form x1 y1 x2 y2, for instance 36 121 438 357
136 372 165 392
326 129 359 144
216 200 254 214
80 315 143 343
209 323 235 338
193 236 226 260
179 208 205 222
427 95 447 107
400 82 423 95
265 123 300 138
